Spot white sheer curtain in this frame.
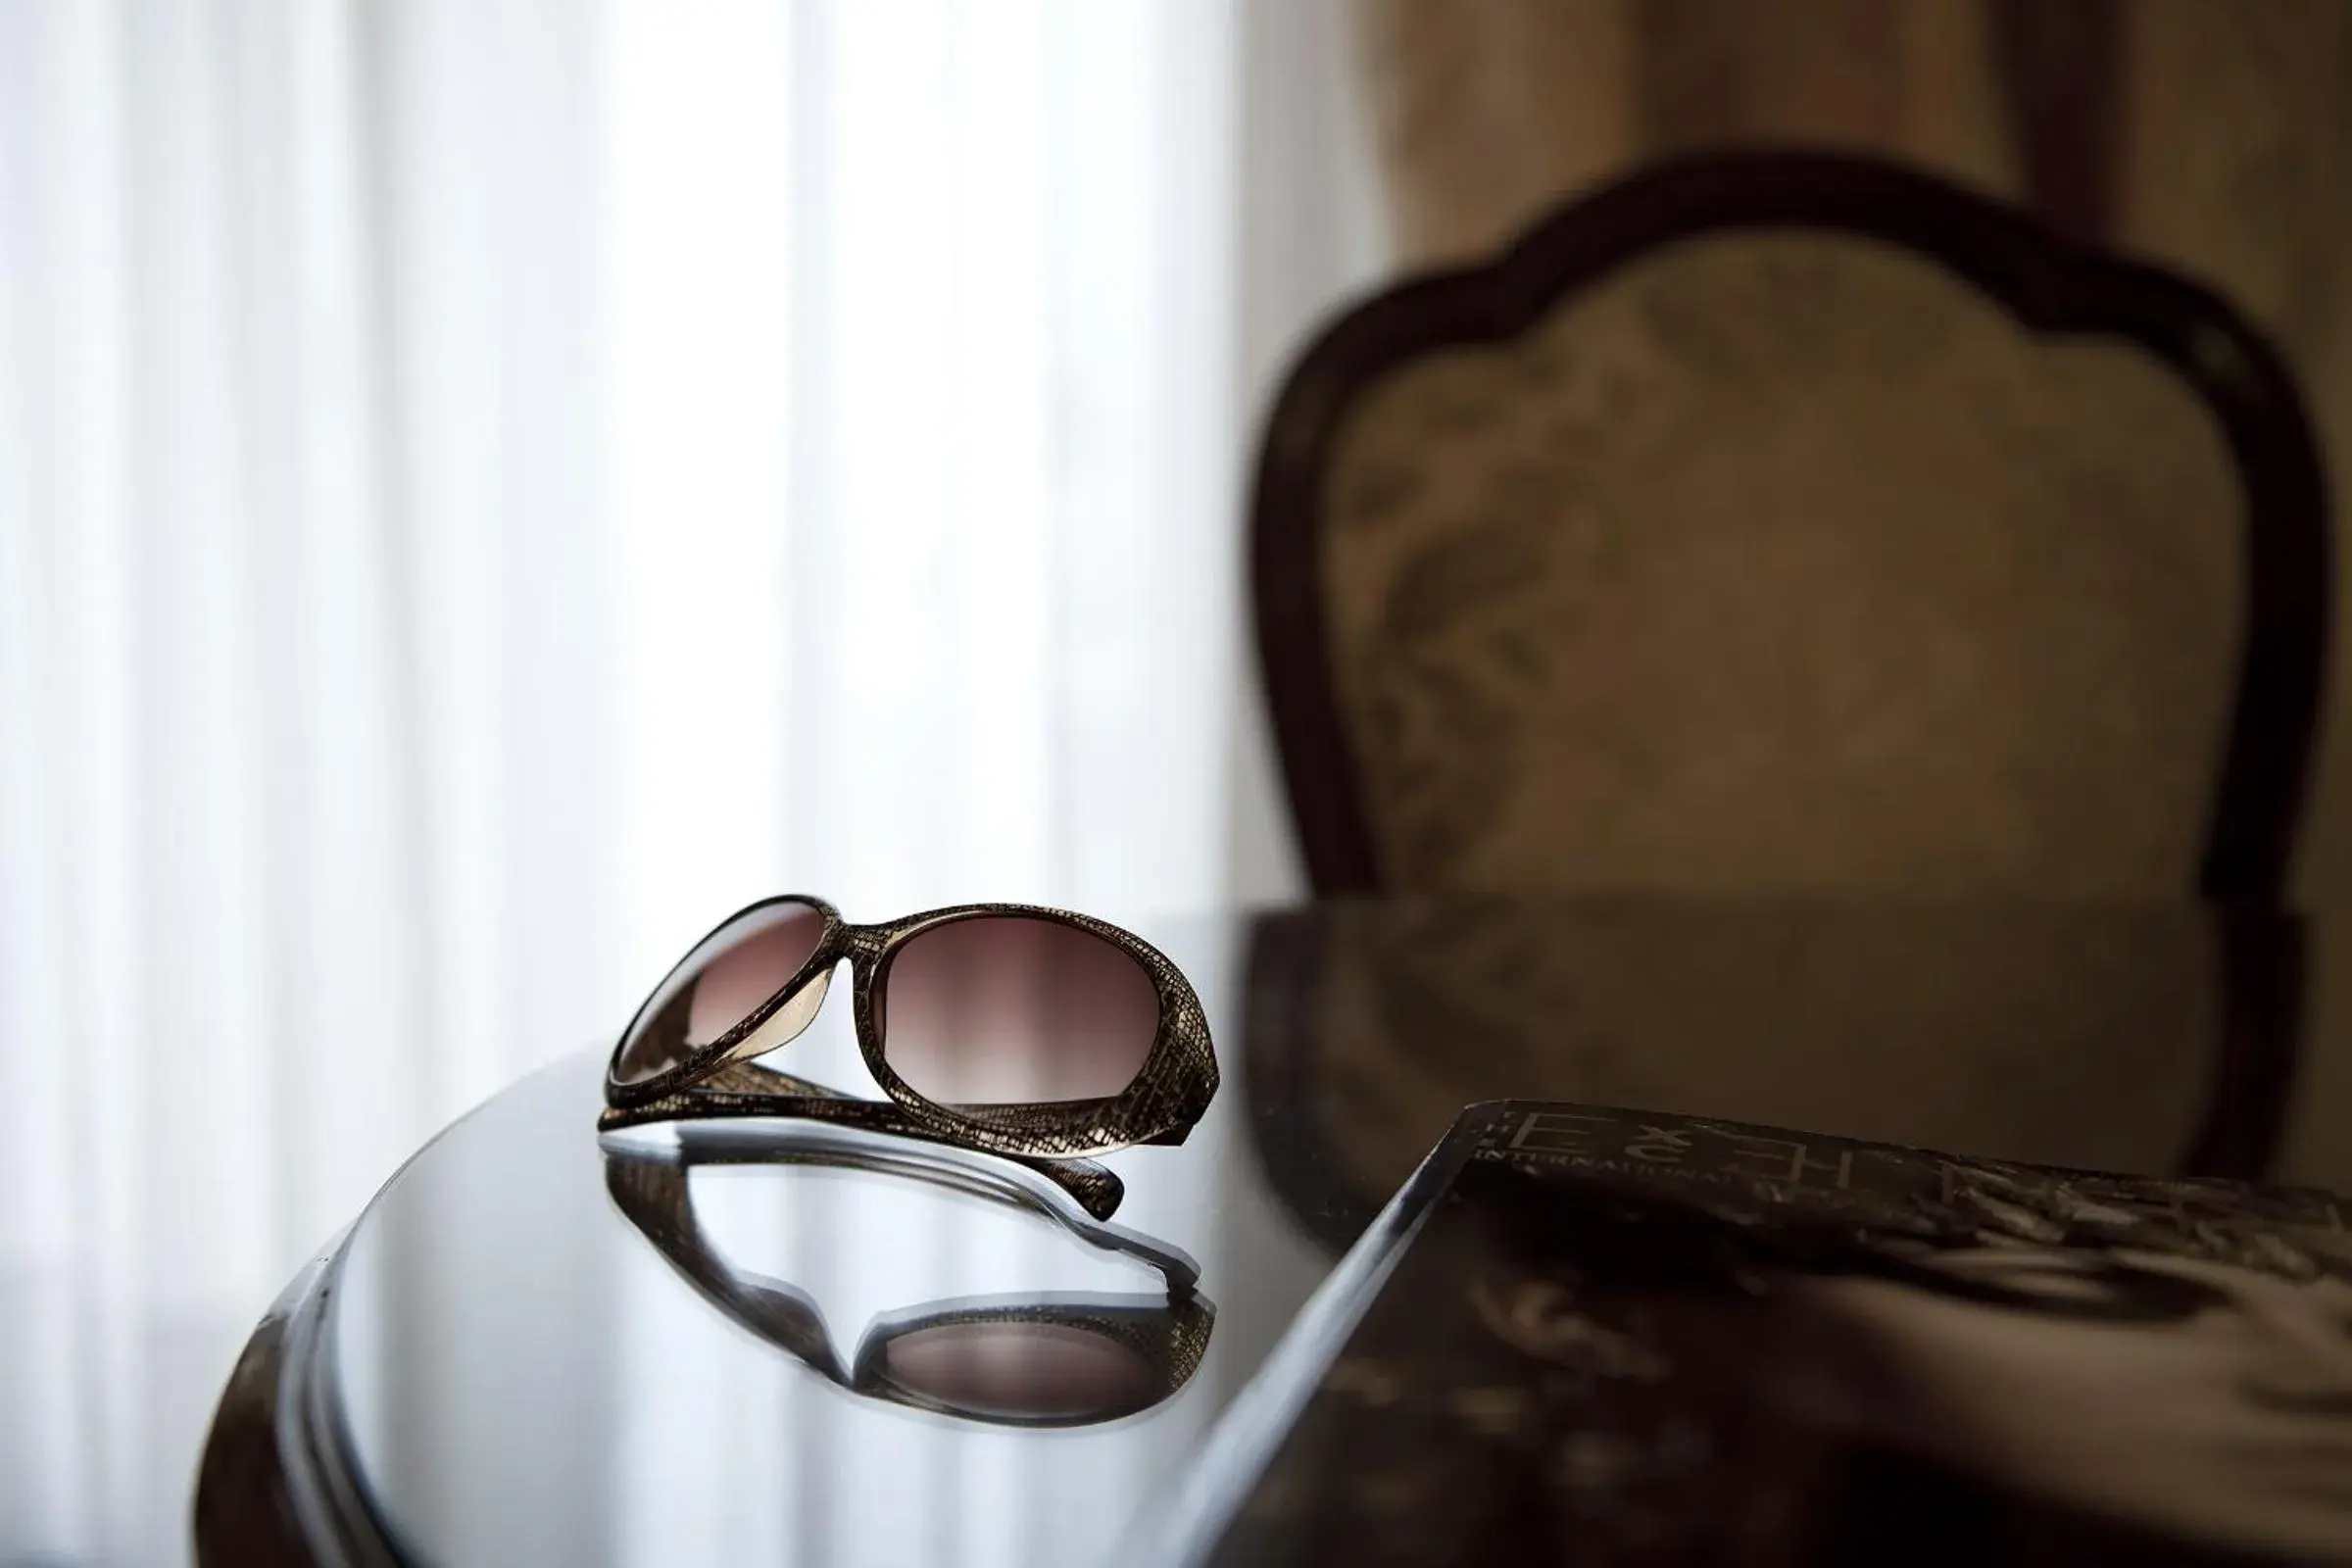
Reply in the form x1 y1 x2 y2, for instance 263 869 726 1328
0 1 1299 1559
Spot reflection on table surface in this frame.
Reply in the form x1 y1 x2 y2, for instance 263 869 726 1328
600 1121 1215 1430
28 897 2352 1563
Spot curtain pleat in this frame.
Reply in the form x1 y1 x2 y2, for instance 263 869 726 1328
0 2 1253 1558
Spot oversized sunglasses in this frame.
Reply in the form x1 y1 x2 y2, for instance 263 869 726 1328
603 1121 1212 1429
602 897 1218 1218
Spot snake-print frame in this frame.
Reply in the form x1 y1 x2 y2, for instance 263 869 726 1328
601 896 1220 1167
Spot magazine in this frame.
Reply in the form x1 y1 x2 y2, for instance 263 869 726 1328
1165 1101 2352 1565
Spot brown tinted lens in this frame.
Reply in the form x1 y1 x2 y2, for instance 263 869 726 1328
613 901 828 1085
878 916 1158 1104
877 1321 1155 1422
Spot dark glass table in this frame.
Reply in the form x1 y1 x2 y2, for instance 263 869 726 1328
195 896 2350 1564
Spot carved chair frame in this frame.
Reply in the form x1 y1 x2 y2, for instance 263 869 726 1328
1252 151 2331 898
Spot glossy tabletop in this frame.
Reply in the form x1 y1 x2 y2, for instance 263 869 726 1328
197 896 2352 1564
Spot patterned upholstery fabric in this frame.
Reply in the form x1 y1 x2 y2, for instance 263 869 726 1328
1320 233 2244 894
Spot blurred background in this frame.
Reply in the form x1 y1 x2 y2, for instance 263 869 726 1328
9 1 2352 1561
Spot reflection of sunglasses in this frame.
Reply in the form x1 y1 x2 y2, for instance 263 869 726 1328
602 897 1220 1220
602 1121 1215 1429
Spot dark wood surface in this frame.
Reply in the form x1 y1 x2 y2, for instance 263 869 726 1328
1990 0 2126 244
192 895 2348 1564
193 1248 400 1567
1250 151 2332 897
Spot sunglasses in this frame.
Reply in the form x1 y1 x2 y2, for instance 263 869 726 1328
603 1122 1213 1428
601 897 1219 1219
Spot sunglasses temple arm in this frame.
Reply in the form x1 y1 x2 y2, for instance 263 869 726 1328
599 1075 1128 1222
604 1156 854 1383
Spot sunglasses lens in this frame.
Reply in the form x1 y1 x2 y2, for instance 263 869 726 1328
878 916 1158 1105
613 900 829 1085
877 1321 1156 1422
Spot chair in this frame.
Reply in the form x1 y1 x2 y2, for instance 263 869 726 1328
1253 152 2329 899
